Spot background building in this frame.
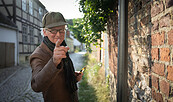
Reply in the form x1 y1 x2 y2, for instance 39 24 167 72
0 12 18 68
65 29 74 53
0 0 47 66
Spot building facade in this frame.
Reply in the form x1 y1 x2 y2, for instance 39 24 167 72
0 12 18 68
0 0 47 64
66 29 74 53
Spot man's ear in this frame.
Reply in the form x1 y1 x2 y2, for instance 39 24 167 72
43 29 47 36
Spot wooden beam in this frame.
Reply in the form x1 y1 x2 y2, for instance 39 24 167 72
1 0 12 20
13 0 16 23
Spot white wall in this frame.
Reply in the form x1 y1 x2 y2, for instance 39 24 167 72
0 26 18 66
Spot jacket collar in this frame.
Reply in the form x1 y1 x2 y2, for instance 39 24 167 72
40 42 53 57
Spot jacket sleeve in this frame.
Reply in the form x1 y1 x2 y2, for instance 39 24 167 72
30 53 63 92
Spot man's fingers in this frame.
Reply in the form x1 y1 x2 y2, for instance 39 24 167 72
54 46 70 53
54 55 67 59
55 39 61 47
54 51 66 56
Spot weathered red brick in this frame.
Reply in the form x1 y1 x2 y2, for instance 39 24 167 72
160 80 170 97
129 25 135 32
141 15 150 26
128 1 135 12
160 48 170 62
151 48 159 60
129 38 135 45
152 75 159 90
167 66 173 81
152 88 164 102
143 3 151 16
137 10 143 21
136 1 142 11
151 32 165 46
129 6 135 18
166 0 173 8
151 63 164 76
129 16 135 25
151 2 164 17
168 29 173 45
142 0 150 5
138 28 145 36
159 14 171 28
152 21 159 31
156 92 164 102
152 88 157 100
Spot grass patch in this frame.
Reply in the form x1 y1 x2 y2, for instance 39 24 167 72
78 53 110 102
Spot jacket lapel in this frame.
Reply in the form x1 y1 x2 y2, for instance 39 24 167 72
40 42 53 57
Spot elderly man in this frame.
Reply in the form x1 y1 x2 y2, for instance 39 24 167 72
30 12 83 102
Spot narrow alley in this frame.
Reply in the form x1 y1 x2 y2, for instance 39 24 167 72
0 51 86 102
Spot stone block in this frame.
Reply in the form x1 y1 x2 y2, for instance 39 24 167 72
152 21 159 32
152 88 164 102
160 48 170 62
151 63 165 76
165 0 173 8
167 66 173 81
151 32 165 46
151 2 164 17
168 29 173 45
160 80 170 97
151 48 159 60
159 14 171 28
152 75 159 90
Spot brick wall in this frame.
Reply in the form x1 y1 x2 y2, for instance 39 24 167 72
128 0 152 101
150 0 173 101
106 0 173 101
107 3 118 101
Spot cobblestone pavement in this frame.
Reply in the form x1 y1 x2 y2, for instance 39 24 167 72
0 64 43 102
0 51 86 102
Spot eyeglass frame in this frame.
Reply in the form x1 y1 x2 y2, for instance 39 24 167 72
45 28 66 35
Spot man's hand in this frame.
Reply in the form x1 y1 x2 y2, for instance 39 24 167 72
53 40 69 67
75 71 84 82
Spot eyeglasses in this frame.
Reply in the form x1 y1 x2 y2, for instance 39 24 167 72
46 29 65 34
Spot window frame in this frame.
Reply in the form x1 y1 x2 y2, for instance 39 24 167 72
39 7 43 20
22 24 28 43
22 0 27 11
29 26 34 44
29 0 33 15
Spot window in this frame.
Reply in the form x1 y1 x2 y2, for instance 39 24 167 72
29 0 33 15
22 24 28 43
29 26 34 44
22 0 27 11
39 7 43 20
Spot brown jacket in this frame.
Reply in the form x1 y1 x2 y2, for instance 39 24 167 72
30 42 78 102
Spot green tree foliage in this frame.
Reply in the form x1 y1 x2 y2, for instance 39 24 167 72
68 18 91 51
68 0 115 51
68 18 85 43
79 0 115 31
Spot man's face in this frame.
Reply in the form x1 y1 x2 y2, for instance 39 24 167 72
43 25 65 44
